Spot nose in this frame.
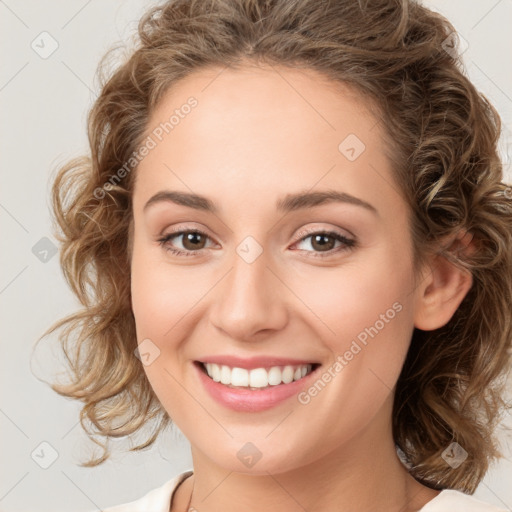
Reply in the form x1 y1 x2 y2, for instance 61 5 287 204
209 247 289 341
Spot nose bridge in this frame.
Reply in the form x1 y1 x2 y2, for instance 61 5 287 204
210 238 288 339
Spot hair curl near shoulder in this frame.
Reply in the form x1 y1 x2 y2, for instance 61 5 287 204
41 0 512 492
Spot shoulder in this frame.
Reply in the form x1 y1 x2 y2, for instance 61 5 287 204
420 489 508 512
99 470 193 512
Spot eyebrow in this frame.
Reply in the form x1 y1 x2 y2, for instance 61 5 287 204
143 189 378 216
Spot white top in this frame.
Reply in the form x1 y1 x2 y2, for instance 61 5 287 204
99 470 508 512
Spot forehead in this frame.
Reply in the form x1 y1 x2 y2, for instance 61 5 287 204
133 64 402 219
143 63 380 150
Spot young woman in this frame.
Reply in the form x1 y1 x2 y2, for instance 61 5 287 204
45 0 512 510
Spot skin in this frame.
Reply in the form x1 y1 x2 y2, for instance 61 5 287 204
130 62 473 512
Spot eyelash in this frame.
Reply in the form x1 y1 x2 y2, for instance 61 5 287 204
157 227 356 259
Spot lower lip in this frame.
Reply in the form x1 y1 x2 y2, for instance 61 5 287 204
194 362 319 412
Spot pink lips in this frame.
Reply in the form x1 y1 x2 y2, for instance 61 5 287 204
193 357 320 412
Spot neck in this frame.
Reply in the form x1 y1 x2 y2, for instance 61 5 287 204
172 395 440 512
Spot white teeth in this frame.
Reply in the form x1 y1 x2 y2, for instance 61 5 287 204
202 362 314 388
211 364 221 382
282 365 294 384
220 365 231 385
231 367 249 387
268 366 282 385
249 368 268 388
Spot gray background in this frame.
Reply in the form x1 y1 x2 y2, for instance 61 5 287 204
1 1 511 511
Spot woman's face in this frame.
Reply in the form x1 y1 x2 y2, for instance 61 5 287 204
130 64 424 474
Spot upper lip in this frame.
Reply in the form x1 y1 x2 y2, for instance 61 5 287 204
196 355 320 370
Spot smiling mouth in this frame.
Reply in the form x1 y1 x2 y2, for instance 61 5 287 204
196 361 320 390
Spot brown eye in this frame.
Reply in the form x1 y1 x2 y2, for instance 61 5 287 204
309 233 336 251
293 230 356 258
180 231 207 250
157 229 214 257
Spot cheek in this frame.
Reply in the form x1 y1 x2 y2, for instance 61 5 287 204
288 251 414 346
130 242 214 405
130 242 209 340
289 249 416 402
130 248 199 424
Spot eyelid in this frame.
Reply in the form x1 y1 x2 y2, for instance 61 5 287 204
293 225 354 243
158 223 353 246
160 223 217 240
158 228 356 262
158 225 218 249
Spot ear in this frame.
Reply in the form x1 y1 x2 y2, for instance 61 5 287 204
414 230 475 331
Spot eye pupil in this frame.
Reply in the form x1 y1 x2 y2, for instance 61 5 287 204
312 234 335 251
183 232 205 250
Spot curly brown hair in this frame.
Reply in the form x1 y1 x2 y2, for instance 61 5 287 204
40 0 512 493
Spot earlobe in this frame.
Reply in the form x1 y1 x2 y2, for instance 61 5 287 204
414 230 475 331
